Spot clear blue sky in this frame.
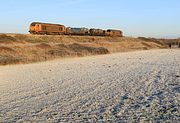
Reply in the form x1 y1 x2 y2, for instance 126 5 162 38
0 0 180 38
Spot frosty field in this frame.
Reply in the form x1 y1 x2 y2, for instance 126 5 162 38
0 49 180 122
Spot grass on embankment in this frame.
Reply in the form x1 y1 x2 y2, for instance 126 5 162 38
0 33 176 65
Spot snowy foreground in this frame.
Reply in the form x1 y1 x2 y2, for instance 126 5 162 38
0 49 180 123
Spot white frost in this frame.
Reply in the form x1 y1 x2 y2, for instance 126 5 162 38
0 49 180 122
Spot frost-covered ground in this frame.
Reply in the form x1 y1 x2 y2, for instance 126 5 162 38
0 49 180 123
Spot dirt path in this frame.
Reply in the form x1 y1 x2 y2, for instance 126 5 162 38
0 49 180 122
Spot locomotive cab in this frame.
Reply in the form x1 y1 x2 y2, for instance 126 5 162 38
29 22 39 34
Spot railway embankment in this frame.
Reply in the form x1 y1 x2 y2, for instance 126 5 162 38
0 33 179 65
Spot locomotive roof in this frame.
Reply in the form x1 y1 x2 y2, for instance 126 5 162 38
30 22 65 26
107 29 122 32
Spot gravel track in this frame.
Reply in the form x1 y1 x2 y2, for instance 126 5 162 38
0 49 180 123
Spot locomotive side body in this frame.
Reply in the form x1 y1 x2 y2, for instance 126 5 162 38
106 30 123 37
29 22 66 35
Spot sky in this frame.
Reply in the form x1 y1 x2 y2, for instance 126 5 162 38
0 0 180 38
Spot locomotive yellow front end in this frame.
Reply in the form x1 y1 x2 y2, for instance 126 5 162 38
29 22 37 34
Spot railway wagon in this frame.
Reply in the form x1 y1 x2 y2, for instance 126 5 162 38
66 27 89 35
106 30 123 37
29 22 66 35
89 29 106 36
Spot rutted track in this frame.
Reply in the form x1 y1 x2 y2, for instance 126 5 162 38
0 49 180 122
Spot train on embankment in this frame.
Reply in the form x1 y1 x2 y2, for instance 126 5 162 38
29 22 123 37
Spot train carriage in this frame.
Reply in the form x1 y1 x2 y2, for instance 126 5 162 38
66 27 89 35
89 29 106 36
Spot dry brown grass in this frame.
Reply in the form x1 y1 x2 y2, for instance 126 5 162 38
35 43 52 49
0 34 176 65
0 46 15 52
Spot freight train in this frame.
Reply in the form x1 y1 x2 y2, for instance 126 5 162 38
29 22 123 37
